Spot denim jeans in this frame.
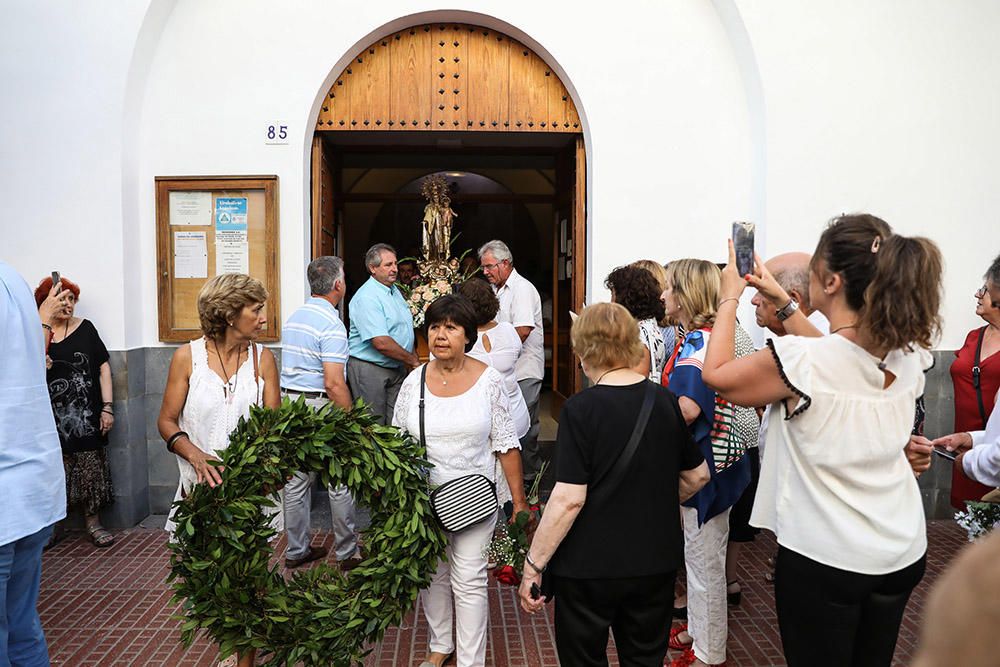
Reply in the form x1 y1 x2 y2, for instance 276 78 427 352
1 524 53 667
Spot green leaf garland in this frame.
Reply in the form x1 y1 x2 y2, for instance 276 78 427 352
167 396 448 666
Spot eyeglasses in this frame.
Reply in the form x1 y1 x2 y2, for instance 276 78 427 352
481 261 506 272
976 285 988 299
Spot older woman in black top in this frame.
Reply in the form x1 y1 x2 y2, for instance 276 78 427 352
519 303 709 666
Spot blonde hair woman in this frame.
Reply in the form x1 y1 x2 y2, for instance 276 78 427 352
519 303 709 666
661 259 753 667
157 273 282 667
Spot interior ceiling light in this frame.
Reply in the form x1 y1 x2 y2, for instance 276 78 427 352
446 172 465 177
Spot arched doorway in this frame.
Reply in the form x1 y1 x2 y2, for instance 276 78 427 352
310 21 587 407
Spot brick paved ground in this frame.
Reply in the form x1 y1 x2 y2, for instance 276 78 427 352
40 521 966 666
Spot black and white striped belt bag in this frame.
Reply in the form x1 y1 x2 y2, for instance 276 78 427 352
428 474 498 532
418 365 498 532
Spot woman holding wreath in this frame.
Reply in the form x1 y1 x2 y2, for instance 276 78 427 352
392 294 529 667
702 214 939 667
157 273 282 667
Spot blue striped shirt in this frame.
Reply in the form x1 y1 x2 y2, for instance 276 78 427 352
280 297 348 392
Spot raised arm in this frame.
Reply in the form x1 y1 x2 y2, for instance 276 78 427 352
702 241 796 408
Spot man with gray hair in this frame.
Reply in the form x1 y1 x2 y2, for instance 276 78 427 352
280 256 360 569
479 239 545 486
348 243 418 424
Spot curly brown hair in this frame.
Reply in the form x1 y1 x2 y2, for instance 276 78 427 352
604 265 666 322
458 279 500 327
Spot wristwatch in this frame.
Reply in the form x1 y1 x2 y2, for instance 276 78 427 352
775 299 799 321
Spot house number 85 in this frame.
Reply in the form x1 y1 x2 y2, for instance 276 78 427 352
265 122 289 144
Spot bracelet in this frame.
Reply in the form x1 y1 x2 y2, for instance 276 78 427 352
775 298 800 322
101 409 114 416
102 401 113 406
166 430 189 453
525 553 546 575
717 297 739 308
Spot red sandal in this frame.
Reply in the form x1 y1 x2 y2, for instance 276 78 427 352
668 623 693 651
669 648 727 667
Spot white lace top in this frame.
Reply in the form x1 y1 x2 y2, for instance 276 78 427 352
165 337 282 533
468 322 530 439
393 364 521 505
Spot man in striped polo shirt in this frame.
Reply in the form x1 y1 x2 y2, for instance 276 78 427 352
280 256 360 569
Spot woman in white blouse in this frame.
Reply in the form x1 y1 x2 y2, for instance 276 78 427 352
701 214 941 667
459 279 530 438
393 294 529 667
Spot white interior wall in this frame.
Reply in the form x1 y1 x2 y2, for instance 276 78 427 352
3 0 997 350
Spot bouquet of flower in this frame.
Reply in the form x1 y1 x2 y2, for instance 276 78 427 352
401 250 481 327
955 500 1000 542
486 463 548 586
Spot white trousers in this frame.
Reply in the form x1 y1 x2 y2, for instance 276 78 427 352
421 513 496 667
682 505 731 665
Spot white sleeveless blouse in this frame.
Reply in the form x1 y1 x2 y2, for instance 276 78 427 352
165 337 282 533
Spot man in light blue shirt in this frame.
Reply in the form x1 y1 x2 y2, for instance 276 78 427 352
347 244 417 424
1 261 70 665
280 256 359 569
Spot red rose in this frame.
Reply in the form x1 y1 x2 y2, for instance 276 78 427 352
494 565 521 586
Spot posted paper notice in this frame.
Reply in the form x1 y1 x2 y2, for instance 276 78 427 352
169 192 212 226
174 231 208 278
216 230 249 275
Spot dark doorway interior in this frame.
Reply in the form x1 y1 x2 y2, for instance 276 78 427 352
316 131 578 397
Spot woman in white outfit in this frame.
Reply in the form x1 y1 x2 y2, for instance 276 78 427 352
157 273 282 667
459 279 530 438
393 294 529 667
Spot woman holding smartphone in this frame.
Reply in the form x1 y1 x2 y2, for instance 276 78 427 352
702 214 940 667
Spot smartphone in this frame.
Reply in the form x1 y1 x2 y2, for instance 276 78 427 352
932 446 957 461
51 271 61 293
732 222 755 277
530 582 541 600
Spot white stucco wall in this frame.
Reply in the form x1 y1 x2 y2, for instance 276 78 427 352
2 0 997 349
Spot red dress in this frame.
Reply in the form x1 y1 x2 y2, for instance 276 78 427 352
950 326 1000 508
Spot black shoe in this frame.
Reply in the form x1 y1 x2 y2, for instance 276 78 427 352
284 545 328 569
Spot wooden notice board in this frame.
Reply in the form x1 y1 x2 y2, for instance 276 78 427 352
155 176 280 342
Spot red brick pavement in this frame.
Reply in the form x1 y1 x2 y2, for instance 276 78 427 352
39 521 966 666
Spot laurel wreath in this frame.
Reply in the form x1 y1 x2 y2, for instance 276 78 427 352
166 397 448 666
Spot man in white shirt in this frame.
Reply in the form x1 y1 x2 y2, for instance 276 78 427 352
478 240 544 486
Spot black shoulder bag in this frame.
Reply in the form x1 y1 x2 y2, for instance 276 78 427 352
537 381 657 601
974 326 988 426
422 365 500 533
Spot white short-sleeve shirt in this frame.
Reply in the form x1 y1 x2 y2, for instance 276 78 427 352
751 334 929 575
493 268 544 381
